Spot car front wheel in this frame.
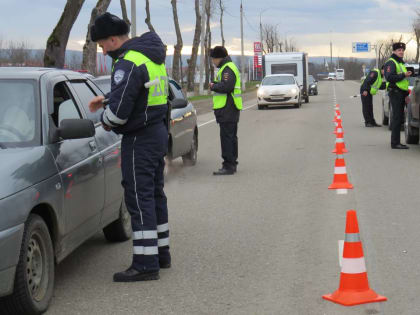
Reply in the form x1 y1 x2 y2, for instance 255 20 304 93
182 131 198 166
103 198 132 242
404 106 419 144
0 214 55 315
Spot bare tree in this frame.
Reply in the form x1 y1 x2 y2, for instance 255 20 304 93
6 40 31 66
120 0 131 26
82 0 112 75
187 0 202 91
413 9 420 63
171 0 183 82
204 0 215 89
262 24 278 53
44 0 85 68
145 0 156 32
218 0 225 46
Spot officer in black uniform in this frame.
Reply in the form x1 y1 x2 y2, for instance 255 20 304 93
384 42 412 149
209 46 241 175
88 13 171 282
360 66 386 127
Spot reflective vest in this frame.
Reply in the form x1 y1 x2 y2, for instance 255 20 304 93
363 69 382 95
387 58 409 91
213 62 243 110
115 50 168 106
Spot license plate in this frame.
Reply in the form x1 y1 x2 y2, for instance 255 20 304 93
271 97 284 101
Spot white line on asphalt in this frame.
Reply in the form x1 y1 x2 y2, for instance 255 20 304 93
197 103 257 128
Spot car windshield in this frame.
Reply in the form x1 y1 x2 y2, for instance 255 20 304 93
408 77 416 87
262 76 295 86
0 80 39 148
308 76 315 84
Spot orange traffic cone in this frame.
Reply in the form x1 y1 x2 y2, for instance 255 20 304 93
334 121 343 135
332 132 348 154
328 154 353 189
333 115 342 123
322 210 387 306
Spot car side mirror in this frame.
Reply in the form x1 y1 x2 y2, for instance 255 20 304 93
171 98 188 109
59 119 95 140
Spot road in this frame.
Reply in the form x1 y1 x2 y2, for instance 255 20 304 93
47 81 420 315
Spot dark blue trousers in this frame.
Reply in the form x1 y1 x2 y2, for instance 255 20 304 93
121 122 170 272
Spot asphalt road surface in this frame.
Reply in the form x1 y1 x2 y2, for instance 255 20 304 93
46 81 420 315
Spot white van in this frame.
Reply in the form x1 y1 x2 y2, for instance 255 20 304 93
262 52 309 103
336 69 345 81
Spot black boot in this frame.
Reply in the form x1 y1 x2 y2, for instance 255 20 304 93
113 267 159 282
213 168 235 175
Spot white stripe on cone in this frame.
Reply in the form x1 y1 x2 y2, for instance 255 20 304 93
341 257 367 274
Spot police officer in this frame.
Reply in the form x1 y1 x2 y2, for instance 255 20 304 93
384 42 412 149
88 13 170 281
209 46 242 175
360 66 386 127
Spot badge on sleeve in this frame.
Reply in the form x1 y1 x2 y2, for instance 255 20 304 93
114 70 125 84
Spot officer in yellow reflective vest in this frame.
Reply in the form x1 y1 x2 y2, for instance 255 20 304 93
209 46 242 175
384 42 412 149
88 13 171 281
360 66 386 127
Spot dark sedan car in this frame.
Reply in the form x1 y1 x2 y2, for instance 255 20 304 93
0 68 132 314
308 75 318 95
93 75 198 166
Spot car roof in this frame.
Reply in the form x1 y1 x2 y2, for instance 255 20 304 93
0 67 88 80
264 74 295 77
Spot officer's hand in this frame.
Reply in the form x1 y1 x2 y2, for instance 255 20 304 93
89 95 105 112
102 122 112 131
362 91 368 97
405 96 410 104
405 71 412 77
209 82 214 89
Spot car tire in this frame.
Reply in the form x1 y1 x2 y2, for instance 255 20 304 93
258 104 263 110
294 96 302 108
0 214 55 315
404 106 419 144
182 131 198 166
314 91 318 96
305 96 309 103
103 199 132 242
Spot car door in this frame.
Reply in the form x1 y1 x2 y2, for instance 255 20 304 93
168 80 194 158
47 78 104 248
67 78 123 226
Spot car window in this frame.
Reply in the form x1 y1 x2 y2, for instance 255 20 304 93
52 82 81 127
262 76 295 85
169 80 185 100
271 63 297 76
94 78 111 94
70 81 103 124
0 79 39 146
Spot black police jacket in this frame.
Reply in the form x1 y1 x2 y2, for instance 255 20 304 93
384 53 409 96
101 32 168 135
210 57 240 123
360 70 386 94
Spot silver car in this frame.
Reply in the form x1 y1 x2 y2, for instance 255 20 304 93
0 68 132 314
257 74 302 109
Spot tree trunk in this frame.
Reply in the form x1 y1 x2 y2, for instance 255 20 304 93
120 0 131 27
204 0 211 89
82 0 112 75
219 0 225 46
44 0 85 68
145 0 155 32
171 0 183 82
187 0 201 91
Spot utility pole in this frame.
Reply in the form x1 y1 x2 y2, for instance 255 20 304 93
240 1 245 91
131 0 136 38
198 0 206 95
330 41 333 70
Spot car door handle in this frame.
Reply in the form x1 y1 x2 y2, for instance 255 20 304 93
89 141 97 152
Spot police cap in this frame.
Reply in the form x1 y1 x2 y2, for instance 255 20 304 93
392 42 406 51
90 12 129 42
210 46 228 58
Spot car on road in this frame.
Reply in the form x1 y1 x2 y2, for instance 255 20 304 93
93 76 198 166
327 72 336 80
335 68 345 81
0 67 133 314
382 66 419 130
404 76 420 144
308 75 318 95
257 74 302 109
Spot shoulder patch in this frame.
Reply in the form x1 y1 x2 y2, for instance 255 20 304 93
114 69 125 84
386 66 391 73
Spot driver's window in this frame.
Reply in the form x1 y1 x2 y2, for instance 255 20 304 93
52 82 81 127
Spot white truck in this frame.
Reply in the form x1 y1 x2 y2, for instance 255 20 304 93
336 68 345 81
262 52 310 103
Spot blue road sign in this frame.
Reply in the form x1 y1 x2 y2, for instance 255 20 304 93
352 42 371 53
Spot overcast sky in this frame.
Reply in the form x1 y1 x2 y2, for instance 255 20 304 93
0 0 418 58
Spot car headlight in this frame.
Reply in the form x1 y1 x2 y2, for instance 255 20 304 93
290 88 297 94
310 84 316 88
257 89 264 97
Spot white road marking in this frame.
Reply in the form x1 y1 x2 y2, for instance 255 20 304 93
197 103 257 128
